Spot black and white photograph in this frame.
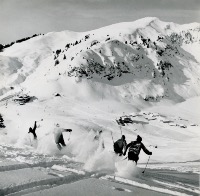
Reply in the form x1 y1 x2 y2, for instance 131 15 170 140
0 0 200 195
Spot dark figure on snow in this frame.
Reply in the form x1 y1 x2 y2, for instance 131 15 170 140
28 121 37 140
114 135 127 156
54 123 72 150
123 135 152 164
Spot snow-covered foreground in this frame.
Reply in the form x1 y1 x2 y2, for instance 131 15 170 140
0 144 199 196
0 17 200 195
0 96 200 195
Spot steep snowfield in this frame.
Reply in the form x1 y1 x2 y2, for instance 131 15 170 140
0 17 200 195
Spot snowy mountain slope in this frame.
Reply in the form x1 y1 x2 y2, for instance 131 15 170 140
0 17 200 103
0 30 82 96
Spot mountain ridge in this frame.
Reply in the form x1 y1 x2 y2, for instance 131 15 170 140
0 17 200 104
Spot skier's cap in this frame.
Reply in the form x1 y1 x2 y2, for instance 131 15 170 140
122 135 125 140
137 135 142 142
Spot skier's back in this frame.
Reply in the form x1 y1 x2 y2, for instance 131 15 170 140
123 135 152 164
114 135 127 156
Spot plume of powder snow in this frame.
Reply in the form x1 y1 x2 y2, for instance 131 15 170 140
84 147 115 172
36 133 61 155
69 130 99 162
16 132 38 149
115 159 140 179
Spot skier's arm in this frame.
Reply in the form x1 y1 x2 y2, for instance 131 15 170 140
141 143 152 155
33 121 37 132
32 121 37 139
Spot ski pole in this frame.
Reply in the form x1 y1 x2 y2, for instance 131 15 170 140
111 131 114 145
115 118 123 136
149 145 157 148
119 125 122 136
142 155 151 174
68 131 71 141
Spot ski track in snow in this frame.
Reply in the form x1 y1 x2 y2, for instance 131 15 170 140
0 144 88 195
100 175 199 196
0 144 199 196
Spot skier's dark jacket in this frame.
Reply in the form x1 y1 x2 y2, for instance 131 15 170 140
124 140 151 163
114 138 127 154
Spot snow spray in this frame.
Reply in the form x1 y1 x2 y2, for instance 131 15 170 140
84 147 115 172
115 159 139 179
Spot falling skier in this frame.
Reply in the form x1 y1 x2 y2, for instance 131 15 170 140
123 135 152 164
114 135 127 156
28 121 37 140
54 123 72 150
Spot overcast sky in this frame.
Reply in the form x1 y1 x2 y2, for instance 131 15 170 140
0 0 200 44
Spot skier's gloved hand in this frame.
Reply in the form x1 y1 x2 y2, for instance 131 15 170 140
149 152 152 155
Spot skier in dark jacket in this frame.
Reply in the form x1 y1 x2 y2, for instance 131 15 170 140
28 121 37 140
123 135 152 164
114 135 127 156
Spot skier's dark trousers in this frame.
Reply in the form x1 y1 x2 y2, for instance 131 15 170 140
123 135 152 164
114 135 127 156
28 121 37 140
54 123 72 150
